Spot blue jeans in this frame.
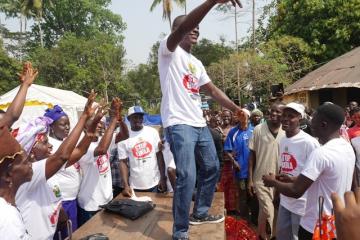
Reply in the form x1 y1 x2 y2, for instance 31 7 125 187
276 205 301 240
165 125 219 239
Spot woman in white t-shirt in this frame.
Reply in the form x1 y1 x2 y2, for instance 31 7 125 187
77 98 123 226
0 127 32 240
44 105 86 236
14 92 98 240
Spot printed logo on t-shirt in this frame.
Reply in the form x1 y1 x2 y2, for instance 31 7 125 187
132 140 153 160
52 185 62 198
280 150 298 174
96 153 110 175
49 202 62 227
183 74 199 94
182 63 201 102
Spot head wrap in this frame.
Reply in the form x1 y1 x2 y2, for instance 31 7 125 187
0 125 22 168
12 116 53 154
44 105 68 122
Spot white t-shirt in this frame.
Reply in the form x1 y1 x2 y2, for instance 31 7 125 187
48 136 81 201
300 138 355 233
351 137 360 169
16 160 62 240
77 136 116 211
279 130 320 216
158 36 211 128
0 197 29 240
118 126 161 190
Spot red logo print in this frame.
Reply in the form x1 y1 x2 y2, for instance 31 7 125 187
73 162 80 172
280 152 297 173
183 74 199 94
96 153 110 174
132 141 153 159
49 202 62 226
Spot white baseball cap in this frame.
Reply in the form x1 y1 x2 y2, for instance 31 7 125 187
127 106 146 117
284 102 305 118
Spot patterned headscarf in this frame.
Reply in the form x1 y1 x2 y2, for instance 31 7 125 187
12 116 53 154
44 105 67 122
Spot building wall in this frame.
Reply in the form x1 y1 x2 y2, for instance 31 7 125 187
286 88 351 109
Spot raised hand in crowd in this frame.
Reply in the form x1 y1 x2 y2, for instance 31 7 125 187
66 96 110 167
93 97 119 157
83 90 98 118
0 61 39 128
45 90 97 179
331 188 360 240
19 61 38 86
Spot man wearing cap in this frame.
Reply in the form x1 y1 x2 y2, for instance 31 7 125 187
266 102 319 240
224 108 253 219
118 106 167 196
263 103 355 239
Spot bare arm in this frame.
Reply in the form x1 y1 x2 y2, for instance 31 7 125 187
248 150 256 182
263 173 313 199
201 82 241 113
115 121 129 144
66 104 108 167
45 91 97 180
94 98 121 156
167 0 241 52
167 0 216 51
156 150 167 192
120 159 131 197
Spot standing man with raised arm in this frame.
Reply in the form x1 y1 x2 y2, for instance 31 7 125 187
157 1 242 239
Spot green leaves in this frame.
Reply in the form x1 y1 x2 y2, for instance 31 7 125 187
265 0 360 63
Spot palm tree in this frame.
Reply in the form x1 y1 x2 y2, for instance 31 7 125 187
150 0 187 29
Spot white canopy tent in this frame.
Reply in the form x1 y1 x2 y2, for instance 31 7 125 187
0 84 87 128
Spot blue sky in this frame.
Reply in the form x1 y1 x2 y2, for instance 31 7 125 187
1 0 269 64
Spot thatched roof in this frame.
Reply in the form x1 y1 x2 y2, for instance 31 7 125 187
285 47 360 95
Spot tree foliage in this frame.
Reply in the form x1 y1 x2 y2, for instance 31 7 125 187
0 40 21 94
192 38 234 68
29 33 127 100
30 0 126 48
207 51 289 106
264 0 360 62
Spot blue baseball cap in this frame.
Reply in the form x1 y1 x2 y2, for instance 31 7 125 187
127 106 146 117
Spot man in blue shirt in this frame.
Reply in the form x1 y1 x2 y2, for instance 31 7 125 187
224 108 253 219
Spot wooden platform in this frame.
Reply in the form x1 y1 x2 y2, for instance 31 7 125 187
72 192 225 240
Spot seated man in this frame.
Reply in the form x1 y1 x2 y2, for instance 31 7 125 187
118 106 167 196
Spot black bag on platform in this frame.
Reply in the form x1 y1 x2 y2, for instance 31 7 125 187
100 199 155 220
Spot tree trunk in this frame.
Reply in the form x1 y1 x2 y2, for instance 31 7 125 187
37 17 44 47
